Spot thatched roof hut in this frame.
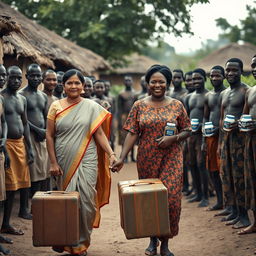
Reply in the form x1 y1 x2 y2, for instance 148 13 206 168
198 42 256 74
101 53 160 91
0 1 110 76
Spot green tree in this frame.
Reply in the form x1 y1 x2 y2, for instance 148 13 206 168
216 3 256 45
3 0 208 66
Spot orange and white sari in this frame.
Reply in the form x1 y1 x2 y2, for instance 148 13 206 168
47 98 112 254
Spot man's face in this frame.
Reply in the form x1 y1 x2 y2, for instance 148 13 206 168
0 66 7 89
7 68 22 91
192 72 204 90
26 66 42 88
104 81 111 94
94 82 105 97
251 57 256 80
210 69 224 88
172 72 183 88
43 73 57 91
124 76 133 88
55 74 64 93
84 81 93 97
184 74 194 92
225 62 241 85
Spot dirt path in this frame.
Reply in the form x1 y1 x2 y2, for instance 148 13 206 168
1 161 256 256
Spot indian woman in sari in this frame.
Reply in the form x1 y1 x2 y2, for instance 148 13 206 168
112 65 191 256
46 69 117 256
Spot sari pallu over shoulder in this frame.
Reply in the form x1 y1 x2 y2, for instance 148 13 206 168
54 99 112 228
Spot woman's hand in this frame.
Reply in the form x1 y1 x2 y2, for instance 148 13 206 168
111 159 124 173
109 154 118 168
50 163 63 176
156 135 177 148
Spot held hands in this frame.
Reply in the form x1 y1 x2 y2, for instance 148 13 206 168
50 163 63 176
156 135 177 149
111 159 124 173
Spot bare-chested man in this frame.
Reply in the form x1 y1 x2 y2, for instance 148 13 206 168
169 69 190 194
237 55 256 235
1 66 34 239
53 71 64 99
135 76 148 101
170 69 188 103
202 66 226 211
187 68 209 207
42 69 58 111
219 58 250 229
19 64 49 197
117 75 136 162
0 65 12 255
183 71 195 196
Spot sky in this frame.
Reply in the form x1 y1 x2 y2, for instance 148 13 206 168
164 0 255 54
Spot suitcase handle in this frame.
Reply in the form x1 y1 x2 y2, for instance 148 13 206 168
45 191 68 194
129 180 162 187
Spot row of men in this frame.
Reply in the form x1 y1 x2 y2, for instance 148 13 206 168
163 57 256 236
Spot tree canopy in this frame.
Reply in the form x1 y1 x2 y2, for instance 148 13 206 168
3 0 208 66
216 3 256 45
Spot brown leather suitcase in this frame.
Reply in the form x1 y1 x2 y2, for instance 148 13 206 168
118 179 170 239
32 191 80 247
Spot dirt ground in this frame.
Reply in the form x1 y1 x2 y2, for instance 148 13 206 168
1 160 256 256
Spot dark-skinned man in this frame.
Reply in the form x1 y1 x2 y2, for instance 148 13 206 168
0 66 34 238
117 75 136 162
82 77 94 99
0 64 12 256
135 75 148 100
42 69 58 111
219 58 250 229
237 55 256 235
187 68 209 207
170 69 190 194
53 71 64 99
183 71 195 196
19 64 49 197
202 66 226 211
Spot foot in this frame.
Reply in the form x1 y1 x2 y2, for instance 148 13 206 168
1 225 24 235
214 207 232 217
0 244 10 255
232 217 250 229
18 211 32 220
186 193 196 199
131 157 136 162
184 189 193 197
145 237 159 255
0 235 13 244
207 204 223 211
221 211 237 222
198 199 209 207
238 225 256 235
225 216 239 226
188 194 201 203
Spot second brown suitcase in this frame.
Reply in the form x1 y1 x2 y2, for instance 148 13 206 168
32 191 80 247
118 179 170 239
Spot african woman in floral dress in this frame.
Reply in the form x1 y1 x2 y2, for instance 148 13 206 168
112 65 191 256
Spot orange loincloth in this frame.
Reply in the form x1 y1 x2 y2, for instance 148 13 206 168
5 137 31 191
206 136 220 172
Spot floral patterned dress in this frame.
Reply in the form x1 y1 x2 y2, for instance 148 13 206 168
123 98 191 238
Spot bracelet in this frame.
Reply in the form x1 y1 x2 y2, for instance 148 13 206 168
109 152 116 158
176 134 180 142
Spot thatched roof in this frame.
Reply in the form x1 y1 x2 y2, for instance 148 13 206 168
114 53 160 74
198 42 256 73
0 1 110 74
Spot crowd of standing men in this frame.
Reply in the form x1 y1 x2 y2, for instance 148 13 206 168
0 55 256 255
